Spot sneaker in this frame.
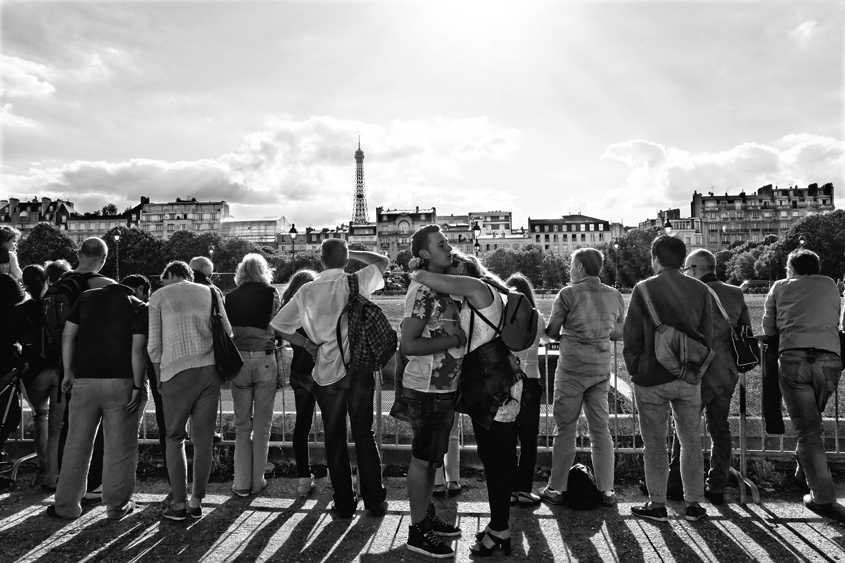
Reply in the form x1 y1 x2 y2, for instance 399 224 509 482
298 476 316 498
539 486 566 505
406 521 455 559
704 487 724 506
631 503 669 523
803 494 845 522
107 500 135 520
162 505 187 521
685 504 708 522
427 504 460 536
514 491 541 506
186 504 203 519
602 491 617 506
368 500 388 517
432 483 447 497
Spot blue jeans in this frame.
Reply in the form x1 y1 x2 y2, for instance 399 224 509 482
779 349 842 504
514 378 542 493
549 375 614 492
23 365 65 488
635 379 704 504
308 370 386 513
290 371 317 479
231 352 278 492
669 383 735 494
54 378 146 518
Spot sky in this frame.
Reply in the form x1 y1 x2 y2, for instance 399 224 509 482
2 0 843 230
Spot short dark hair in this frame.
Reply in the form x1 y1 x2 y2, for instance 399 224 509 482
79 237 107 258
651 235 686 269
321 239 348 269
787 249 820 276
22 264 47 298
44 259 72 283
121 274 151 293
572 248 603 277
161 260 194 282
411 225 441 258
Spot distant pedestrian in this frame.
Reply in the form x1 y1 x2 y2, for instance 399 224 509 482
225 254 281 497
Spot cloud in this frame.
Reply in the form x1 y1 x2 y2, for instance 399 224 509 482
3 115 522 227
601 135 844 212
789 19 818 49
0 103 38 128
0 54 55 98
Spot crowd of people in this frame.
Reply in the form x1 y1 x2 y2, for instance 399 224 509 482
0 222 843 559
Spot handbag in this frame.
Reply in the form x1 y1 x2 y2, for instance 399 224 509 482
639 283 715 385
707 288 760 372
210 287 243 381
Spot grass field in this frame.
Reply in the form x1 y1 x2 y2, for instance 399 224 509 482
371 293 844 419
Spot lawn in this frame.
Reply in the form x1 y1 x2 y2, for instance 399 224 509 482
372 293 844 420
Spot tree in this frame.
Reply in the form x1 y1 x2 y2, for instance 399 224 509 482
783 209 845 280
484 248 518 281
540 252 569 290
102 227 167 279
615 228 660 286
17 223 78 267
101 203 118 216
395 250 413 271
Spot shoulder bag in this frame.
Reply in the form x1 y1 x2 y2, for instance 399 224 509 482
639 283 715 385
707 288 759 372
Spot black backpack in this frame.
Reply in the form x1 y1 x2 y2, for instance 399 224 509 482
567 463 604 510
335 273 398 374
41 272 102 361
466 281 538 352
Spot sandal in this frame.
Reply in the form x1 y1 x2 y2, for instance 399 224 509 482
470 526 512 557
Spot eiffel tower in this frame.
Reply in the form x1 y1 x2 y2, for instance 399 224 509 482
352 137 369 224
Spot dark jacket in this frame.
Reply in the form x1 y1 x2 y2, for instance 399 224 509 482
701 273 751 401
623 269 714 387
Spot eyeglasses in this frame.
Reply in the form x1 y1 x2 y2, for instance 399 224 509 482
682 265 697 272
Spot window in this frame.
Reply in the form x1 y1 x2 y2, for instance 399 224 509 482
589 224 595 231
535 235 541 243
553 234 558 242
598 233 604 241
544 234 549 242
581 233 586 242
167 224 175 232
553 225 558 232
544 225 549 232
580 224 586 231
598 224 604 231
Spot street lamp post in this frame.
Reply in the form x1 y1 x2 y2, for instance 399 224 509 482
114 233 120 281
798 235 806 247
289 224 297 278
613 239 620 289
474 240 481 257
663 219 673 235
472 220 481 256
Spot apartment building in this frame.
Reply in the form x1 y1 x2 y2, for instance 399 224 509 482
0 197 77 238
691 183 835 250
136 196 230 240
375 206 437 260
638 208 703 250
527 214 612 254
220 217 285 247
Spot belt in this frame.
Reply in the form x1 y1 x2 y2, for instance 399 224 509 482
240 349 274 357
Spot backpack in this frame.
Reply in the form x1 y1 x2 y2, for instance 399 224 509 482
466 282 538 352
41 272 102 361
567 463 604 510
336 273 398 374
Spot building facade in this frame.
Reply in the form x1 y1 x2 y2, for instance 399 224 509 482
638 208 703 251
136 197 230 240
691 183 835 250
220 217 285 247
0 197 77 238
527 214 612 254
376 206 437 259
468 210 512 236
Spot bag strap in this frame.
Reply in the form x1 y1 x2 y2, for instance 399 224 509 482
334 274 359 370
210 286 220 317
465 284 502 336
637 282 663 328
706 286 731 323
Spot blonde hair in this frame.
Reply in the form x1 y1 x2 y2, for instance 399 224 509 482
235 253 274 286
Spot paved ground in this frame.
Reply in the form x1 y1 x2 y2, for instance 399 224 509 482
0 473 843 563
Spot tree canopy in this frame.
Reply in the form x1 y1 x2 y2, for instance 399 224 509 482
17 223 78 267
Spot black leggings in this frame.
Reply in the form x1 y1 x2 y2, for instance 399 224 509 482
473 419 518 530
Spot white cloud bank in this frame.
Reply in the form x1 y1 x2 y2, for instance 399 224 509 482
601 135 844 212
3 115 522 227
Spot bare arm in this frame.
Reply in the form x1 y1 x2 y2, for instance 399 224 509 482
125 334 147 412
278 330 319 358
61 321 79 393
400 318 466 356
410 270 493 310
349 250 389 274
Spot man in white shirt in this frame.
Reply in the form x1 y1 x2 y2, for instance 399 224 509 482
272 239 389 518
